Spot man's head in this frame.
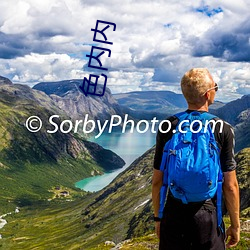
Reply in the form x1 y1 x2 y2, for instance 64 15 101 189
181 68 217 106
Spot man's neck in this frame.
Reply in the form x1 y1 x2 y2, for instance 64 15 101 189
187 103 209 112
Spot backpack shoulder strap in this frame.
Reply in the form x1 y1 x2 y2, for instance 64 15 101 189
173 111 189 121
201 112 223 230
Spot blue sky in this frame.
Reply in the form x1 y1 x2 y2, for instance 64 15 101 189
0 0 249 102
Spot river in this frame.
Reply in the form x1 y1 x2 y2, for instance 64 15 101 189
75 129 156 192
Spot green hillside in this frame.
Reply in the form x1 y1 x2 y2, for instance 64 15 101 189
0 83 124 213
1 147 249 249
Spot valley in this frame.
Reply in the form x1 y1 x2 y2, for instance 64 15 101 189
0 76 249 249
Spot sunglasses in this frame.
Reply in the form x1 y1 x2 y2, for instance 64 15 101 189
203 83 218 95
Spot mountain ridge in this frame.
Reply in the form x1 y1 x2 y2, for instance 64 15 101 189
33 79 124 123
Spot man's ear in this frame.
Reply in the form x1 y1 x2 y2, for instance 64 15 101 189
204 92 209 100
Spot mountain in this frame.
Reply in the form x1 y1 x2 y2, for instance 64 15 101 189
209 100 225 110
234 109 250 152
211 94 250 152
213 94 250 125
0 147 155 249
114 91 186 119
114 90 225 120
0 79 125 212
33 80 124 123
0 76 249 249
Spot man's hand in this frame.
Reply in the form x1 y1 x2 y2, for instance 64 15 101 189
225 225 240 248
155 221 161 239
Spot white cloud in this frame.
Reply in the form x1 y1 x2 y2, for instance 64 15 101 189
0 0 249 101
0 53 87 86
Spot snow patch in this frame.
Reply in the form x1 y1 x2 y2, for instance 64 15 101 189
134 199 150 210
0 207 20 238
0 219 7 229
138 185 145 190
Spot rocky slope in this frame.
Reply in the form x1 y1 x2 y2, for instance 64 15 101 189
234 108 250 152
210 95 250 152
33 80 124 123
0 78 124 212
213 94 250 126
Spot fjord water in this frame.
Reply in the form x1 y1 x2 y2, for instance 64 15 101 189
75 129 156 192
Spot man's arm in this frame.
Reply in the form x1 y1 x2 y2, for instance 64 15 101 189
152 117 176 239
223 170 240 248
152 169 163 238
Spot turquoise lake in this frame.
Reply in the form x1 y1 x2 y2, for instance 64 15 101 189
75 129 156 192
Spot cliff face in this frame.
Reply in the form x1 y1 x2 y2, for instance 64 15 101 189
33 80 124 122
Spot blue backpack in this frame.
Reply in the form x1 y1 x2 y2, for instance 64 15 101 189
158 111 223 228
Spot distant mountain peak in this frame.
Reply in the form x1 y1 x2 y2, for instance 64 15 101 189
0 75 12 85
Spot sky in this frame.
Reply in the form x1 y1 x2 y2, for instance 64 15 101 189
0 0 249 102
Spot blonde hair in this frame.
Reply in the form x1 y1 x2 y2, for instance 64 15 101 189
181 68 214 104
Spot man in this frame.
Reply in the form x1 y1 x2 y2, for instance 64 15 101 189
152 68 240 249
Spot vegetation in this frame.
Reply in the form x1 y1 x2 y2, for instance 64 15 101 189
1 147 249 249
0 81 249 249
1 208 249 250
0 84 123 214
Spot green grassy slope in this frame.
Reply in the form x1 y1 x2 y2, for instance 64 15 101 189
1 147 249 249
0 84 124 214
0 199 89 250
0 148 155 249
